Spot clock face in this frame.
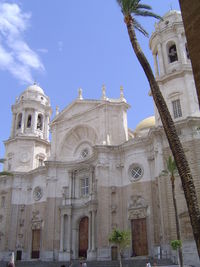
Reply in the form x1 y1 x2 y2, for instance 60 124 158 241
33 186 43 201
20 152 30 163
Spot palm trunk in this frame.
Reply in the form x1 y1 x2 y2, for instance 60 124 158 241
125 15 200 258
171 175 183 267
119 248 123 267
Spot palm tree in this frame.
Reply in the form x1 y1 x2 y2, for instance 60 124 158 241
116 0 200 258
109 229 131 267
163 156 183 267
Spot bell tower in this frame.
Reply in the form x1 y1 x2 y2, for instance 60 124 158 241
4 83 52 172
149 10 200 126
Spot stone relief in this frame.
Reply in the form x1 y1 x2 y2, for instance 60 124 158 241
128 195 147 219
111 204 117 213
19 219 24 227
33 186 43 201
62 186 69 199
32 210 40 220
128 195 147 209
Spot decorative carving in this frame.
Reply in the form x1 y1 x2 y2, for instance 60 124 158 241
18 234 23 239
62 186 69 199
32 210 40 220
128 208 147 220
19 219 24 227
20 152 30 163
128 195 147 209
32 220 42 230
128 195 147 219
33 186 43 201
111 204 117 213
111 186 116 194
20 205 25 212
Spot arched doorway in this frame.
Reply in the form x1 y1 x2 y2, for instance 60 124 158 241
79 216 88 258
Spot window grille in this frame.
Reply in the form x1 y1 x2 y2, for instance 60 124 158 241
172 99 182 118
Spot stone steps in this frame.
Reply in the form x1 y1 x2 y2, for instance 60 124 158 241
0 259 175 267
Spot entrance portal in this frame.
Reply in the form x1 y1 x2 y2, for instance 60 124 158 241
131 218 148 256
31 229 40 259
79 216 88 258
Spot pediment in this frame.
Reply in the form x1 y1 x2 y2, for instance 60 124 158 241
51 99 102 125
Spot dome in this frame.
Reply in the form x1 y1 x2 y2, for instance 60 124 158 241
26 83 44 94
135 116 155 132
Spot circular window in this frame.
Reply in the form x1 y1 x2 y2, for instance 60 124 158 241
33 186 43 201
80 148 89 159
129 164 143 181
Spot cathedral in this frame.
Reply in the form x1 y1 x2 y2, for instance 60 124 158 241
0 10 200 267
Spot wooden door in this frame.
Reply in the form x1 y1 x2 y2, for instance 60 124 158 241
32 229 40 259
111 246 118 260
79 217 88 258
131 218 148 256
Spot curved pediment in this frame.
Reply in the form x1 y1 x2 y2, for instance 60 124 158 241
58 124 98 161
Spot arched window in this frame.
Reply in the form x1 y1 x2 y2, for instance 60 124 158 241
168 43 178 63
37 114 43 130
17 113 22 129
27 115 32 128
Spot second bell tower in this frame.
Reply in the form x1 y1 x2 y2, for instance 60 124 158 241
4 83 52 172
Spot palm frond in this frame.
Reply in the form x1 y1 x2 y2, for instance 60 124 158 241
167 156 177 175
0 171 13 176
137 4 152 10
0 158 5 163
134 10 162 20
133 18 148 37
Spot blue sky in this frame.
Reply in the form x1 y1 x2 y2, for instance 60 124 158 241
0 0 180 159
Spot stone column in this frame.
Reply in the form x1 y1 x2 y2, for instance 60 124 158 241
92 210 96 251
153 54 159 77
60 214 64 252
89 211 92 251
11 113 17 138
44 115 49 140
21 110 25 134
33 111 38 134
157 43 165 76
67 213 72 255
178 33 187 64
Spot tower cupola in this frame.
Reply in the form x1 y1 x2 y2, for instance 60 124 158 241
149 10 190 79
4 84 52 172
149 10 200 126
11 83 52 141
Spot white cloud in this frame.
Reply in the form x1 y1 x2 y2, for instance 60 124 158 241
37 48 48 53
0 2 45 84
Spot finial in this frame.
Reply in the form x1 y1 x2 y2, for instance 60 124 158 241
120 85 126 102
101 84 106 100
78 88 83 100
170 3 173 10
56 106 59 115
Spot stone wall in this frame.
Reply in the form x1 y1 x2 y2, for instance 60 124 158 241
179 0 200 106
